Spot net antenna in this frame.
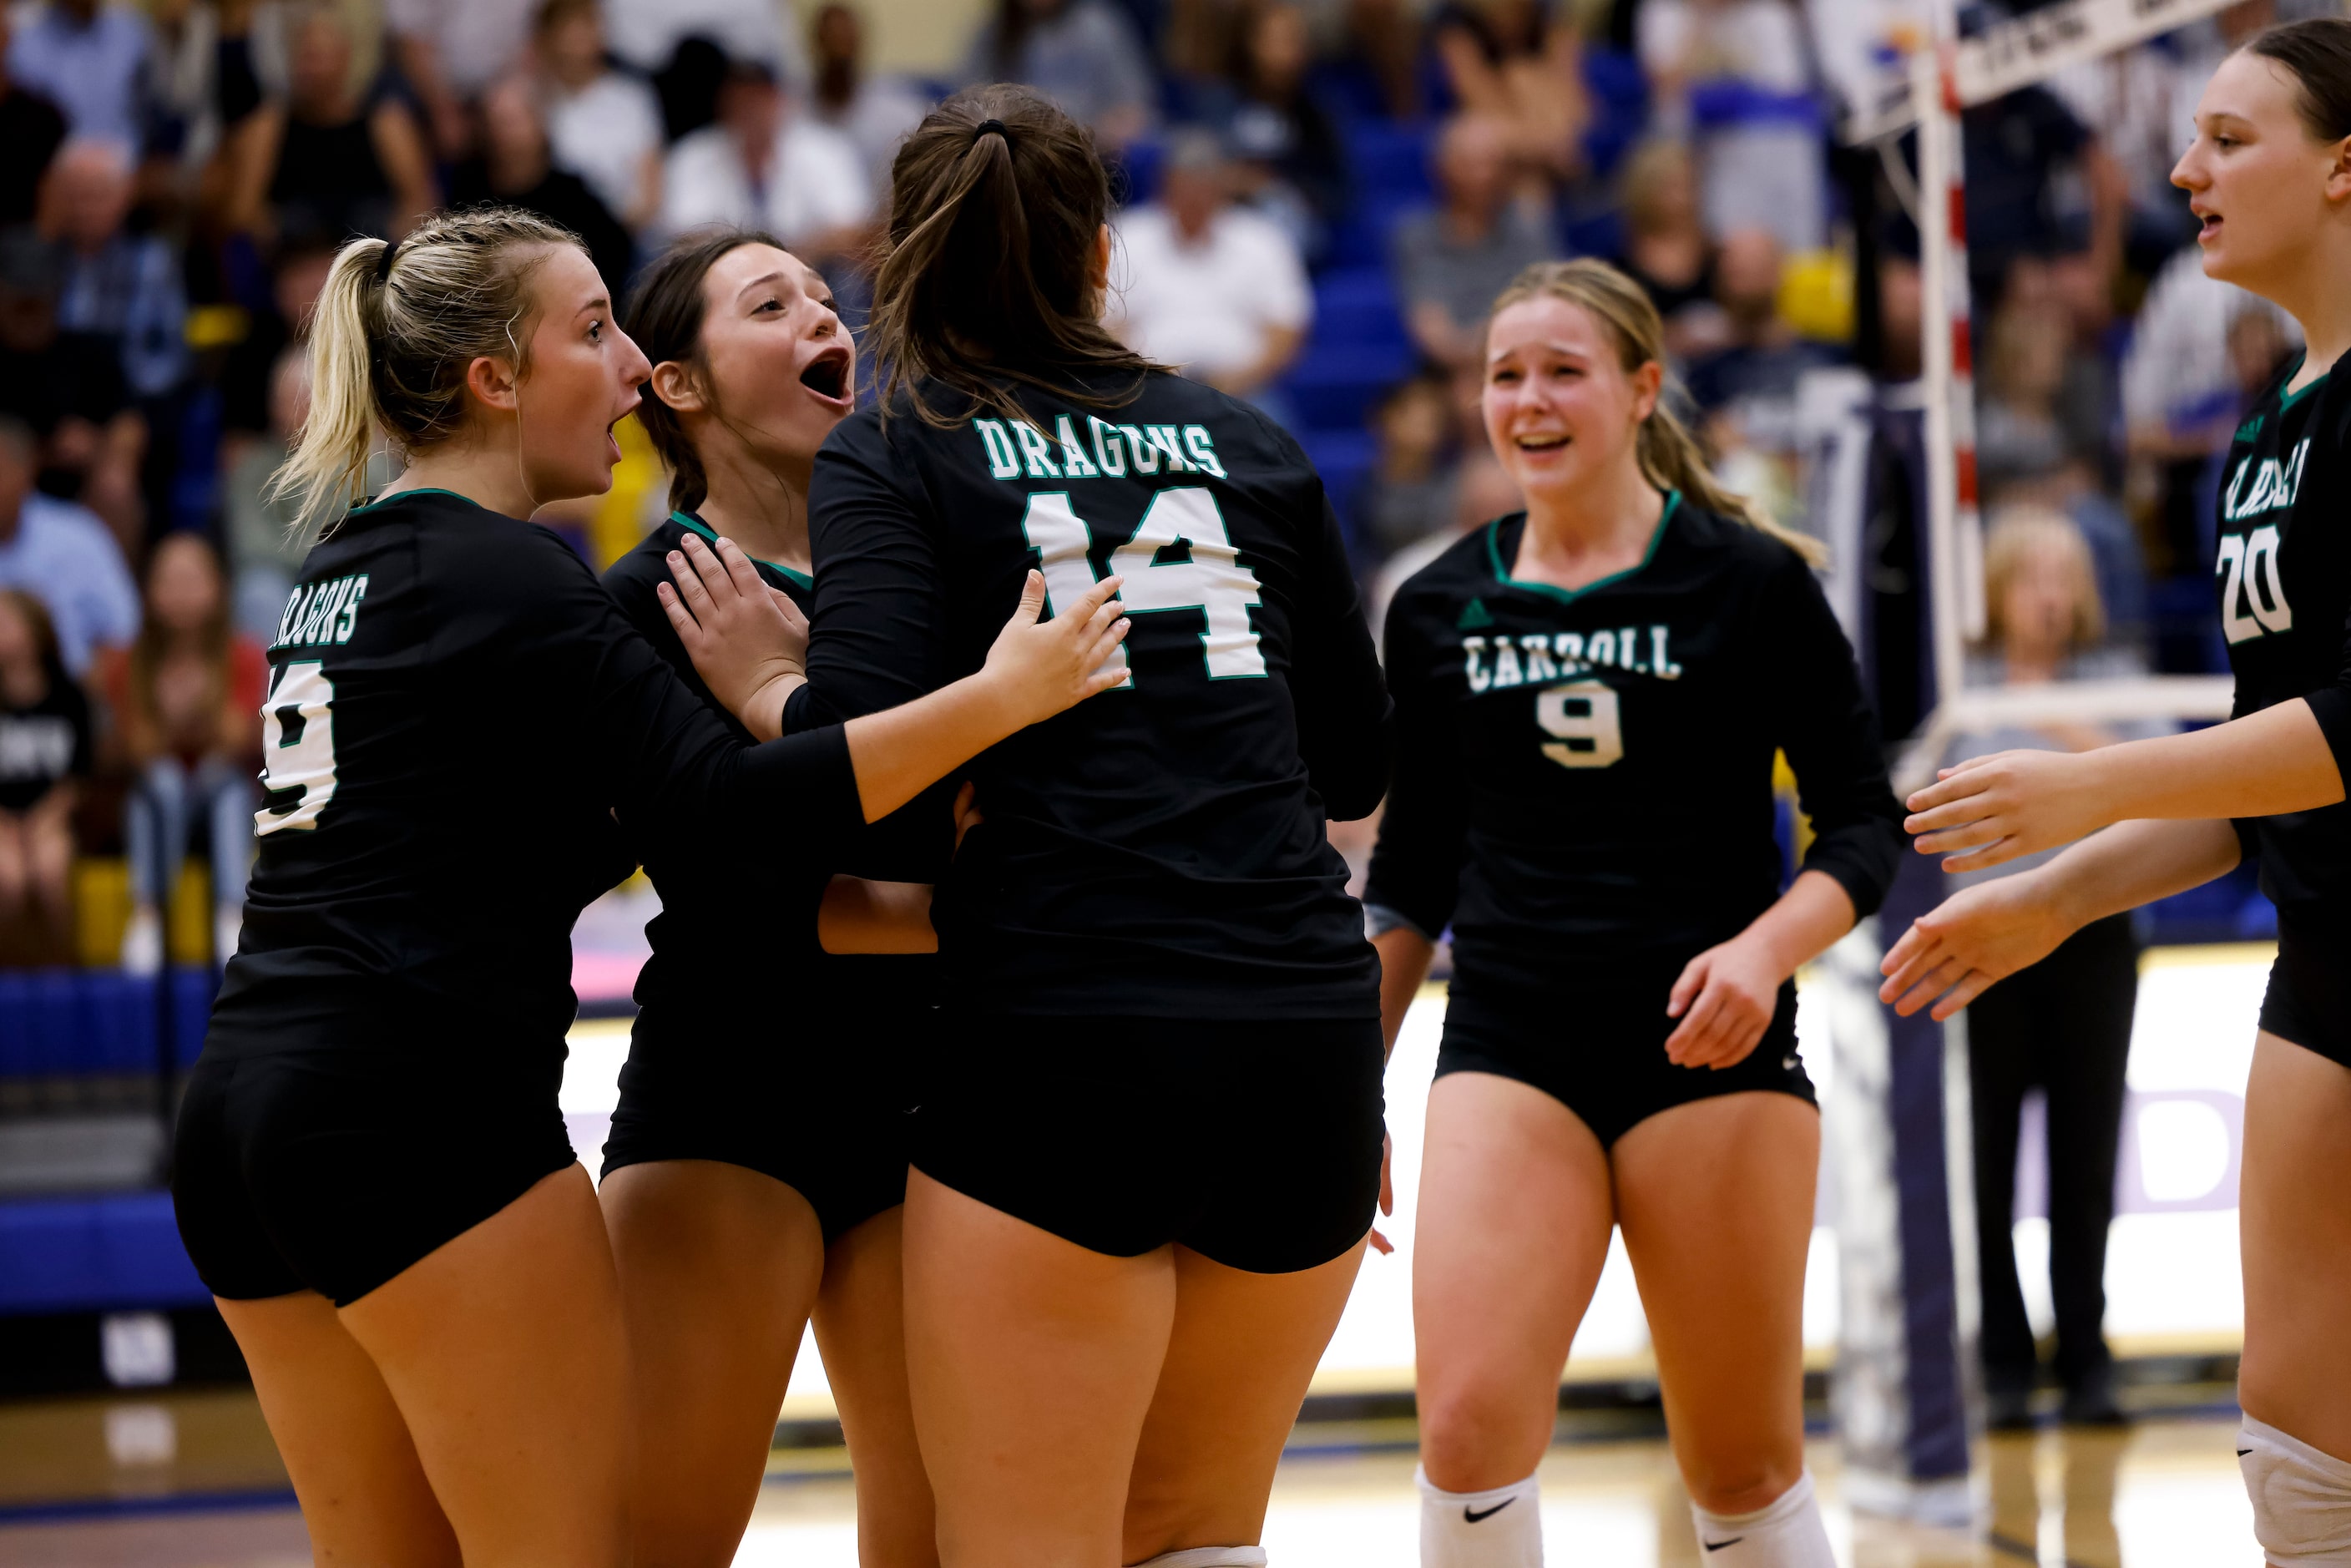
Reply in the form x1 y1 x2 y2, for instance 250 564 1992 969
1838 0 2242 791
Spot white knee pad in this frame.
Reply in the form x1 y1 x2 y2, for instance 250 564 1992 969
1687 1469 1835 1567
1125 1548 1268 1568
2242 1416 2351 1565
1418 1464 1543 1567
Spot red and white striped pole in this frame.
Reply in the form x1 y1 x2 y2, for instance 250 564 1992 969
1914 36 1987 712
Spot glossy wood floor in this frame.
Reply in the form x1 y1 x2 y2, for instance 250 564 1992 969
0 1388 2264 1566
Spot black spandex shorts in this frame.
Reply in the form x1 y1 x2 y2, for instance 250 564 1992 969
2260 915 2351 1069
910 1014 1385 1273
173 1040 574 1308
1437 969 1814 1149
600 1003 918 1243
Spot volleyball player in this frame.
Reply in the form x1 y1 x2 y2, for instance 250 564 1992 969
760 85 1393 1566
1881 23 2351 1563
595 230 936 1567
166 208 1128 1568
1367 260 1903 1568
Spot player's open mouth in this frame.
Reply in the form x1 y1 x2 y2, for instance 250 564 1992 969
1514 434 1570 453
799 348 853 407
2193 204 2221 242
605 415 626 463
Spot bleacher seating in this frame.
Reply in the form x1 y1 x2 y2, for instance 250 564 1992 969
0 969 217 1081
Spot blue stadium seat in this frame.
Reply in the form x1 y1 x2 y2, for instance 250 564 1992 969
1312 268 1411 352
1280 343 1416 433
1344 122 1432 205
0 969 220 1080
0 1193 210 1315
1300 430 1377 526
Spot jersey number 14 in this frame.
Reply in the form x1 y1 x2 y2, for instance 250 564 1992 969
1019 488 1267 685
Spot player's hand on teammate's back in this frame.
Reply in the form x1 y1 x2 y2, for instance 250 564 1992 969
1663 937 1781 1070
978 571 1130 727
1877 872 2074 1020
659 534 811 738
1902 747 2109 873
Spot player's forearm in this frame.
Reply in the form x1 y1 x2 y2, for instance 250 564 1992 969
2038 817 2243 932
2077 701 2343 823
817 875 938 953
1736 868 1856 980
1373 925 1435 1063
841 672 1022 823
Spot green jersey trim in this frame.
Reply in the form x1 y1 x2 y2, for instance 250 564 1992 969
670 510 814 589
2280 352 2328 412
1484 491 1681 605
350 486 478 515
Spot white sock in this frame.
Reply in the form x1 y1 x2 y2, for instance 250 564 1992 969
1688 1470 1835 1565
1125 1550 1267 1568
1418 1464 1542 1567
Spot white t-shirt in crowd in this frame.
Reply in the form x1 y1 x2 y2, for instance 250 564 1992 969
1636 0 1808 90
1111 204 1312 384
660 118 872 246
547 70 665 221
603 0 807 86
382 0 536 95
812 77 932 201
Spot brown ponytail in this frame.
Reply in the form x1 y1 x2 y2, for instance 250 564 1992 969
1488 258 1828 566
866 84 1164 428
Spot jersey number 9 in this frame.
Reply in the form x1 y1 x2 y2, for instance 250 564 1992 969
256 660 339 833
1020 488 1267 685
1536 679 1623 769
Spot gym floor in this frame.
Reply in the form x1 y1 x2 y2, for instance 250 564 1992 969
0 1387 2260 1566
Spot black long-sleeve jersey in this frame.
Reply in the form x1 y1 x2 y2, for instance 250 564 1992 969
786 368 1392 1019
1364 498 1904 1005
2215 360 2351 918
209 489 862 1065
601 510 932 1019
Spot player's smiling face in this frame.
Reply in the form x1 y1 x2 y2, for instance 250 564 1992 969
2174 49 2351 296
680 243 856 466
508 242 652 500
1481 295 1661 503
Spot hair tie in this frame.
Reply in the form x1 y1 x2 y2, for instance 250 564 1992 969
971 119 1009 147
374 239 399 285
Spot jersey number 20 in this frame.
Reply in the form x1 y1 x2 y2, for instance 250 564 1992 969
1537 680 1623 768
1020 488 1267 684
256 660 337 833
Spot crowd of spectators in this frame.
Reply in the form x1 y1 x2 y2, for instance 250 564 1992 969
0 0 2322 975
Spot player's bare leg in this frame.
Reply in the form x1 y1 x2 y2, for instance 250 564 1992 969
815 1204 941 1568
601 1158 827 1568
2237 1033 2351 1462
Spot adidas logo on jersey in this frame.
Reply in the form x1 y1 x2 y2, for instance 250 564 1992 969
1457 598 1494 630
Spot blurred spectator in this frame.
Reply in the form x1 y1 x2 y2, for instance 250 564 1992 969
807 3 930 201
6 0 151 153
1428 0 1588 184
220 3 437 245
1198 2 1348 266
2122 241 2298 464
1636 0 1818 250
660 59 871 265
0 417 139 679
219 233 336 438
0 230 146 555
1954 506 2158 1429
1368 452 1521 640
533 0 665 232
1978 291 2103 498
1392 114 1555 372
39 139 188 401
0 11 69 227
451 78 638 297
0 588 88 964
1959 86 2125 312
1608 138 1717 361
1357 371 1458 562
222 347 311 641
607 0 810 92
384 0 538 159
1111 130 1311 416
964 0 1157 150
98 534 264 973
1681 230 1835 419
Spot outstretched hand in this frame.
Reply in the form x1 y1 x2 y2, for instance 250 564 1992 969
978 571 1130 730
659 533 808 739
1877 872 2074 1020
1903 748 2109 873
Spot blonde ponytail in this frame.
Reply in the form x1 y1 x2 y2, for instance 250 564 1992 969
1488 259 1828 567
267 236 387 541
265 207 584 539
